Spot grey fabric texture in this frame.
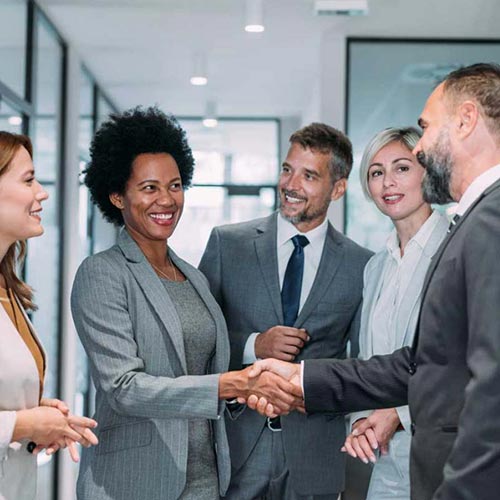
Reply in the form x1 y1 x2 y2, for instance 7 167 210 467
199 212 373 496
161 279 218 500
71 229 231 500
305 179 500 500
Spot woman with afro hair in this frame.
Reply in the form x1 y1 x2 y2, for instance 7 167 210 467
71 107 301 500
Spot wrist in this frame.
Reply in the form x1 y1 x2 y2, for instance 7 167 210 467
219 370 248 400
12 409 33 442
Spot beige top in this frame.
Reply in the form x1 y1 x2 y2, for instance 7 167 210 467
0 287 44 399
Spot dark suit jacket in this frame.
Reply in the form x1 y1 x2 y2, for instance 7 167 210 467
200 212 372 495
304 179 500 500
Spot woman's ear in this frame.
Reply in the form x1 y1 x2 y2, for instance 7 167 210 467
109 193 124 210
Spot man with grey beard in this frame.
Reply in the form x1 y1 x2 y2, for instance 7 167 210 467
250 63 500 500
199 123 372 499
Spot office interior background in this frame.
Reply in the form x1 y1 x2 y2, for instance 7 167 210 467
1 0 499 498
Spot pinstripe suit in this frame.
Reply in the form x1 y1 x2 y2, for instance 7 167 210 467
71 229 231 500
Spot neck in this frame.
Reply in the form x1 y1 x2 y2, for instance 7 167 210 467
393 205 432 255
292 213 327 234
0 237 14 266
454 141 500 201
127 229 169 266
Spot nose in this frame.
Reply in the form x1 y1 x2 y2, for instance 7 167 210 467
383 171 396 189
156 188 175 206
283 171 301 192
412 140 422 157
35 181 49 201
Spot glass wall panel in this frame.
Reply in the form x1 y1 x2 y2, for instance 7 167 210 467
0 99 25 133
345 40 500 251
171 119 279 265
25 12 64 500
0 0 27 99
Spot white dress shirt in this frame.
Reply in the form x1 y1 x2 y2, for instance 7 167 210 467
242 214 328 363
371 211 443 355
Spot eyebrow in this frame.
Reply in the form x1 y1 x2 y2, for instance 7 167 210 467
369 157 413 168
137 177 181 186
282 162 320 176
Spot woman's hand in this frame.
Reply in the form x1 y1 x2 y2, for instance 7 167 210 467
40 398 70 415
341 408 401 463
14 407 98 449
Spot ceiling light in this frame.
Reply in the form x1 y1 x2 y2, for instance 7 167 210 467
202 101 218 128
313 0 368 16
190 52 208 86
245 0 265 33
8 116 22 126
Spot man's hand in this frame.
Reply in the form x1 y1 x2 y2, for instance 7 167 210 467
219 364 303 417
341 408 401 463
238 359 304 416
254 326 309 360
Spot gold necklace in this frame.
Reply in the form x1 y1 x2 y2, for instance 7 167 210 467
150 255 178 282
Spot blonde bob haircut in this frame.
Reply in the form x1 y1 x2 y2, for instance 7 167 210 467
358 127 422 201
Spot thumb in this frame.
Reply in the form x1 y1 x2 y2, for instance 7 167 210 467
248 360 268 378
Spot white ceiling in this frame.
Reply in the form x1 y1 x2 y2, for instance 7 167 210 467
37 0 500 118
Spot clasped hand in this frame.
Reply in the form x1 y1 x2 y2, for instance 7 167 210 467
28 398 99 462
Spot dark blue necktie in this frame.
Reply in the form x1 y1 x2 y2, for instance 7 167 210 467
281 235 310 327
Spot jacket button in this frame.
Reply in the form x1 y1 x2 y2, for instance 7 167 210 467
408 362 417 375
411 423 415 436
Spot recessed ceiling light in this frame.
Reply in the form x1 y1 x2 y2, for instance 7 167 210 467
245 0 265 33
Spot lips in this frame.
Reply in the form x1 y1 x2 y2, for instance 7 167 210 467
283 191 306 204
149 212 175 225
29 208 42 220
382 194 404 204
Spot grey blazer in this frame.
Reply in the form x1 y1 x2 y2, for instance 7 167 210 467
304 179 500 500
71 229 231 500
199 212 372 495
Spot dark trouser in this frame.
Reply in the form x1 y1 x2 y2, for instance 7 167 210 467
224 425 339 500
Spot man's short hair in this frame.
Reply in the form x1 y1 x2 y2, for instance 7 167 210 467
289 123 353 182
443 63 500 136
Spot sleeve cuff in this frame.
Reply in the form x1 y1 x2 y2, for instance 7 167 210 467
242 333 260 364
0 411 17 460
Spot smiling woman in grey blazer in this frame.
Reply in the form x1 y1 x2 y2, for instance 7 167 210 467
342 128 449 500
0 132 98 500
72 107 301 500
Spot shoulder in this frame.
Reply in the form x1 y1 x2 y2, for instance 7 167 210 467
75 245 124 279
211 214 274 240
330 225 374 263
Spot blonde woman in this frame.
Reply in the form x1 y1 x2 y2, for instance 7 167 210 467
0 131 98 500
342 127 448 499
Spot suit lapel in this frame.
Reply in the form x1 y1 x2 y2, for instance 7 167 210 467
254 214 283 324
295 223 343 327
117 230 188 374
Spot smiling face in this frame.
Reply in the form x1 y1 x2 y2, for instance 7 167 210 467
278 143 346 233
109 152 184 247
367 140 430 224
0 146 49 247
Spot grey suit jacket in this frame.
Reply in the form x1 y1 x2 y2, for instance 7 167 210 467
304 179 500 500
199 212 372 495
71 229 231 500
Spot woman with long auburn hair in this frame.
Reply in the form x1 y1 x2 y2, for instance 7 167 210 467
0 131 98 500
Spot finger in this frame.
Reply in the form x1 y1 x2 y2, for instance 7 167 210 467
63 425 87 443
358 434 377 463
33 445 45 455
246 394 258 410
40 398 70 415
264 403 277 418
380 444 389 455
343 437 358 458
351 435 371 464
283 328 310 342
70 426 99 446
352 418 374 436
236 396 247 404
66 439 80 463
364 428 379 450
274 351 296 362
256 397 270 416
67 415 98 429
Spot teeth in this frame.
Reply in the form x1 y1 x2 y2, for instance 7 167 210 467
150 213 173 220
384 195 402 201
285 195 304 204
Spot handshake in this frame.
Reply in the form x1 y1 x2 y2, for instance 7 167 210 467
221 359 304 417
